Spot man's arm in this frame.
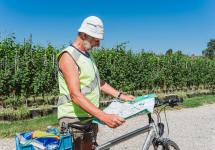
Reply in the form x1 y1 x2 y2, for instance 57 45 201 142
59 52 124 128
100 80 135 101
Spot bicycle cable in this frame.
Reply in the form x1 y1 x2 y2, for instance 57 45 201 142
158 105 165 123
157 104 170 137
163 106 170 137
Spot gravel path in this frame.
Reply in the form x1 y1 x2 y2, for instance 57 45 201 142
1 104 215 150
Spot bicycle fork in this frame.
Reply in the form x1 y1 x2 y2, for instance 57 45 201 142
141 123 159 150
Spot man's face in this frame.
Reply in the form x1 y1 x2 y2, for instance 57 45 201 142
83 35 100 50
90 37 100 48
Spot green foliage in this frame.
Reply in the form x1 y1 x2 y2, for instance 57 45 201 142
183 95 215 107
92 44 215 93
0 114 58 137
1 35 215 107
0 106 29 120
0 35 59 106
202 39 215 59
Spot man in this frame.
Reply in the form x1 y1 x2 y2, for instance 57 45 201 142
57 16 134 150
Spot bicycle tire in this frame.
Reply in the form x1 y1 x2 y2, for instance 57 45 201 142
163 139 180 150
150 138 180 150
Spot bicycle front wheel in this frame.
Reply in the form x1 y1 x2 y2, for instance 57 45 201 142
149 138 180 150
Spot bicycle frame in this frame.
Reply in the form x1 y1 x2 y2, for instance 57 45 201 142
96 114 160 150
63 96 182 150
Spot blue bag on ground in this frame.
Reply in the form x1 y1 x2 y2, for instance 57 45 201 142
16 127 73 150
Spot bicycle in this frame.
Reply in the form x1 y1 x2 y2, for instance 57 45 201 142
60 95 183 150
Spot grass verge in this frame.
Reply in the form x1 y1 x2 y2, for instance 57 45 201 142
182 94 215 108
0 114 58 138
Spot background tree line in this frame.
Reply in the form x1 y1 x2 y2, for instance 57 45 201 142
0 35 215 107
0 35 59 107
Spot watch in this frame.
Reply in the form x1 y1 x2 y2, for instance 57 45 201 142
117 92 122 99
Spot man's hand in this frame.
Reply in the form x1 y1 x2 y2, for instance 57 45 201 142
100 113 125 128
120 94 135 102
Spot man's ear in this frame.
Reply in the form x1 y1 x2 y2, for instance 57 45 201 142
79 32 87 40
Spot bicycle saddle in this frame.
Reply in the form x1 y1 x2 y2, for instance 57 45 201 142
68 123 91 132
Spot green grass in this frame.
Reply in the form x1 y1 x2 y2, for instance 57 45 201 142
182 95 215 108
1 94 215 138
0 114 58 138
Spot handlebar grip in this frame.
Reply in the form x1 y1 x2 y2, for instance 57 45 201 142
169 97 183 103
155 96 183 107
166 97 183 106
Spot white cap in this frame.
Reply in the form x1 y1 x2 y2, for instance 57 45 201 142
78 16 104 39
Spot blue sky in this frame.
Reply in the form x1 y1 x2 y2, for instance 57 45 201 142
0 0 215 55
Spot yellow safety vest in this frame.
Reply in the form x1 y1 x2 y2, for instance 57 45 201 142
57 46 100 119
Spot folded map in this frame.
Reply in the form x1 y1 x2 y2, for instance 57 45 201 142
93 93 156 124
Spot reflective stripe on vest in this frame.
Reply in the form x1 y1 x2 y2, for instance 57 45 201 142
57 74 99 106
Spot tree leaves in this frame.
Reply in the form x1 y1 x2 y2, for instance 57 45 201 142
0 35 58 103
202 39 215 59
1 35 215 105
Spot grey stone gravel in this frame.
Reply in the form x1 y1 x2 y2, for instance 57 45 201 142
1 104 215 150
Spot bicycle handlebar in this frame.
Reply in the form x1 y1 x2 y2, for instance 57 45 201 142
155 96 183 107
